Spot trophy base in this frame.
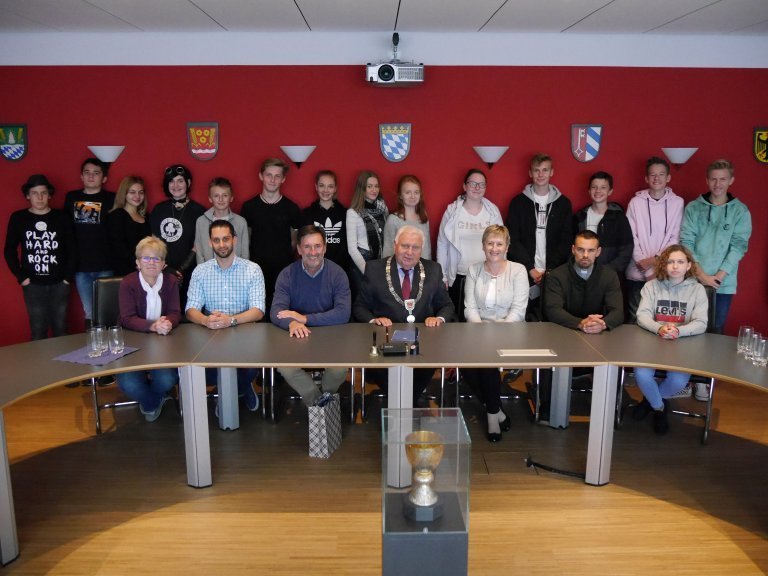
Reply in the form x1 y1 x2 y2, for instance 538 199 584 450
402 493 444 522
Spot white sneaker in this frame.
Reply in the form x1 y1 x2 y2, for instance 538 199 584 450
694 382 710 402
671 384 692 399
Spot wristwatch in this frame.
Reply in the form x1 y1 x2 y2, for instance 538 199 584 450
230 316 238 327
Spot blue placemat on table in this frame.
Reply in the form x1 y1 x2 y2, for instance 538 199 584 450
54 346 139 366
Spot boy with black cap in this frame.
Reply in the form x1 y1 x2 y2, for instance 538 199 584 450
4 174 76 340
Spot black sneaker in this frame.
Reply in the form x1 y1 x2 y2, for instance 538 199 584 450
653 403 669 435
632 398 654 421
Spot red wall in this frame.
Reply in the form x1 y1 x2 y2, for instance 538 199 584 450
0 65 766 345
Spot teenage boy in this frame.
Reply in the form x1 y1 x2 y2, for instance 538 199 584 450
681 159 752 334
625 156 684 323
573 171 633 273
506 153 572 320
241 158 301 313
64 157 115 326
194 177 249 263
4 174 76 340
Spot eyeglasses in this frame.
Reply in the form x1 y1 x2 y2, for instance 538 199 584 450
165 166 187 178
465 181 486 190
139 256 163 263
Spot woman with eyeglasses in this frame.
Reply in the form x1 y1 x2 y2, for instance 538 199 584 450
436 168 503 320
109 176 151 276
346 170 389 298
382 174 431 260
149 164 205 308
117 236 181 422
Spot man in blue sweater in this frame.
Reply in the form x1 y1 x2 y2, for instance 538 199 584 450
270 224 352 406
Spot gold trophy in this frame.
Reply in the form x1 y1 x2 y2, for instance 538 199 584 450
404 430 444 519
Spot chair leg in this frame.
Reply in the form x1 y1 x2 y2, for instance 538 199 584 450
361 367 366 422
349 368 355 424
270 367 276 421
91 376 102 435
261 367 267 418
702 378 715 445
615 367 627 429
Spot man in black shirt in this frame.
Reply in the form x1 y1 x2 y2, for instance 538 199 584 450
241 158 301 313
64 158 115 327
5 174 76 340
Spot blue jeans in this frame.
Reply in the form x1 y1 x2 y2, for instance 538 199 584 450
22 281 70 340
713 293 733 335
634 367 691 410
75 270 113 320
117 368 179 413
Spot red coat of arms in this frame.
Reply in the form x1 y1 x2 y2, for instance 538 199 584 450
187 122 218 161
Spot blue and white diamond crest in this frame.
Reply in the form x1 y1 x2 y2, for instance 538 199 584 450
379 123 411 162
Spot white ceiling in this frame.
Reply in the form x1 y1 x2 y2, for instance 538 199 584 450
1 0 767 35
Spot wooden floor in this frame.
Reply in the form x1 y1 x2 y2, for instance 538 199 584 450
3 373 768 575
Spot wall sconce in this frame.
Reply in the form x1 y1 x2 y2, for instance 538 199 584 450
661 147 698 169
280 145 316 169
88 146 125 164
473 146 509 169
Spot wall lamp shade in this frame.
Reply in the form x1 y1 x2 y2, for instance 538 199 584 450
473 146 509 169
661 147 698 167
88 146 125 163
280 145 316 168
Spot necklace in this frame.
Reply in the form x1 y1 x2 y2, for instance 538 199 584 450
385 257 425 323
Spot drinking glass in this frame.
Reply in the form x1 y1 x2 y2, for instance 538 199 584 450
752 338 767 368
745 332 762 361
108 326 124 355
737 326 754 355
87 327 104 358
94 325 108 356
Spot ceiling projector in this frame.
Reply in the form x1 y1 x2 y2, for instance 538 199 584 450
366 33 424 86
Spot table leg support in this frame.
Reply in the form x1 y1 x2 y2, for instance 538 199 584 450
386 366 414 488
179 365 212 488
217 367 239 431
549 367 572 429
585 364 618 486
0 412 19 565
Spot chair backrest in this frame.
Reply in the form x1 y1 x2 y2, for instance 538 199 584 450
92 276 124 327
704 285 717 334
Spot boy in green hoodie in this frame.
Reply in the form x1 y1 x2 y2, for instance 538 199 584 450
680 159 751 335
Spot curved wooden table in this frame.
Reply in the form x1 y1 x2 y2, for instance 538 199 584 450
0 322 766 564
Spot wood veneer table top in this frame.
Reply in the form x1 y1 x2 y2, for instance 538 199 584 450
582 324 768 392
195 321 605 369
0 324 216 408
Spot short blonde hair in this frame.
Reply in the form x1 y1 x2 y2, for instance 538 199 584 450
135 236 168 260
482 224 510 247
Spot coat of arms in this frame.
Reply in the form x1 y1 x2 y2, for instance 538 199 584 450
379 123 411 162
187 122 218 161
0 125 27 161
754 127 768 164
571 124 602 163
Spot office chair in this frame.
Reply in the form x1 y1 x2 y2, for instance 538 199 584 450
615 285 717 444
90 276 140 434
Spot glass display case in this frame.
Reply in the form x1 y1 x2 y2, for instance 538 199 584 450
381 408 471 576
